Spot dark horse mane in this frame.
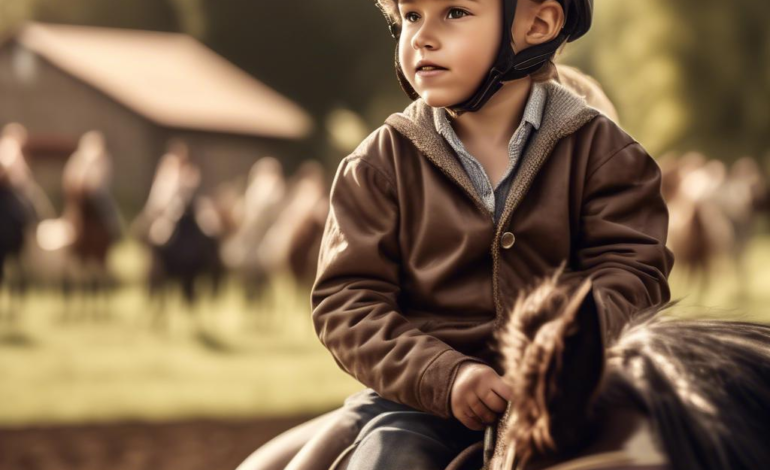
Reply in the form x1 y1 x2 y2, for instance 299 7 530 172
491 265 770 470
602 311 770 470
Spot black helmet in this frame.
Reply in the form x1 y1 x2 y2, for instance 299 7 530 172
376 0 593 115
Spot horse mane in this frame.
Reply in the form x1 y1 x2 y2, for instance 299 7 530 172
604 312 770 470
493 265 770 470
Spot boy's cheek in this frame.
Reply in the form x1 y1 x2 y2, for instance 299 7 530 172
398 43 414 78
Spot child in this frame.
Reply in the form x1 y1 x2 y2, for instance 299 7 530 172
239 0 674 468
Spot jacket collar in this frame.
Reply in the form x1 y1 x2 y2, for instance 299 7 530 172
434 81 546 139
385 79 601 234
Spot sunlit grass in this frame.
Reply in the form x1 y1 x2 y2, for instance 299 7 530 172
0 239 362 426
0 234 768 426
669 234 770 322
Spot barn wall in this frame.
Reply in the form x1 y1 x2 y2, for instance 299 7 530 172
0 41 307 219
0 41 158 215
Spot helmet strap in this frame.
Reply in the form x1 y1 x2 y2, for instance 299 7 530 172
390 0 574 116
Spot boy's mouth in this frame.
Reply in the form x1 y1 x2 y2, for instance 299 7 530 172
415 60 448 73
416 66 448 79
415 61 449 78
417 65 447 71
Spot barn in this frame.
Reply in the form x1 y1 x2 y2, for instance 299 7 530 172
0 22 314 214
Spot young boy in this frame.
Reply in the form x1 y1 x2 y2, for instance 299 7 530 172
239 0 674 468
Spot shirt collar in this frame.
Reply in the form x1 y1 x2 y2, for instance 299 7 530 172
433 81 546 138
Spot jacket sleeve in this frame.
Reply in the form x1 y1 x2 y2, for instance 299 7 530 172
565 141 675 346
311 154 486 419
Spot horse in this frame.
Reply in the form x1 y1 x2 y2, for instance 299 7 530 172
661 152 768 298
135 142 224 321
247 263 768 470
447 264 770 470
0 123 56 320
709 156 769 295
37 130 122 320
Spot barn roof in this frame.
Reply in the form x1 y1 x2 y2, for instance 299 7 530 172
10 22 313 139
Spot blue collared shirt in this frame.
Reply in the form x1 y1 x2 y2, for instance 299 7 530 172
433 82 546 224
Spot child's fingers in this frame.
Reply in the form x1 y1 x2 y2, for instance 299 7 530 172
469 394 497 424
460 410 485 431
480 388 508 414
491 379 514 402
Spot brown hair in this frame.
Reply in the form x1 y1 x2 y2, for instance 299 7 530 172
529 51 563 83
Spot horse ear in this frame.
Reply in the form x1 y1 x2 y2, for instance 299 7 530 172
560 278 593 333
547 278 605 455
494 274 605 468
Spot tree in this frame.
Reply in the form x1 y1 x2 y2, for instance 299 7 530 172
562 0 770 163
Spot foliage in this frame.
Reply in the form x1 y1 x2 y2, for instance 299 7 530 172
562 0 770 162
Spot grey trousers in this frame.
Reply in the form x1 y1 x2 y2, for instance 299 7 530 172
332 388 484 470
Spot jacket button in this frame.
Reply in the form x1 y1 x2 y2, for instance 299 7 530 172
501 232 515 249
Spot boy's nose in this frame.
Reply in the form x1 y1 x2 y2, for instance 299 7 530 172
411 27 438 50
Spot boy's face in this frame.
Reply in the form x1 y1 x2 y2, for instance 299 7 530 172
396 0 504 108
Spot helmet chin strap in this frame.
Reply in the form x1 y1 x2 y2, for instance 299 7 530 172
446 0 572 116
391 0 576 117
445 31 569 116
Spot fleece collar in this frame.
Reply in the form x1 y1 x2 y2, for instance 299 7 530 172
385 79 601 233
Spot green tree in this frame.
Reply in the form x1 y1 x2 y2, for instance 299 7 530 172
563 0 770 162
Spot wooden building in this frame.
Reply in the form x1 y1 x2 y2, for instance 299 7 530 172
0 22 314 214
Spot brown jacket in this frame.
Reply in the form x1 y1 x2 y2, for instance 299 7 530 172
310 80 674 420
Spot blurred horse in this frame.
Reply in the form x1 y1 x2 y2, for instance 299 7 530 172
33 131 122 320
0 123 55 320
662 152 728 293
134 142 224 322
220 156 287 302
711 157 769 291
450 265 770 470
62 131 122 279
661 152 768 297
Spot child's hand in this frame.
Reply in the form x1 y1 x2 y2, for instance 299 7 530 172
450 362 513 431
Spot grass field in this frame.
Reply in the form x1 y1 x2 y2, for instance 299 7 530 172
0 235 768 426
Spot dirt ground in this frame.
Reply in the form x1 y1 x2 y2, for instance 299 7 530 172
0 415 317 470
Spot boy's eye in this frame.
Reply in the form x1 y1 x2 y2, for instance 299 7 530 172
447 8 470 19
404 11 420 23
402 8 469 23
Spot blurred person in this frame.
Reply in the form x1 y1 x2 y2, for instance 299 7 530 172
62 131 122 271
691 156 768 297
661 152 763 297
0 123 54 315
211 179 244 238
41 130 123 318
668 155 731 294
0 124 33 287
143 150 224 311
220 156 287 302
239 0 673 468
258 160 329 287
0 123 55 221
132 139 190 243
715 157 769 286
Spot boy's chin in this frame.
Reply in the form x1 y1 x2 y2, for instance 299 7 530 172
419 90 473 109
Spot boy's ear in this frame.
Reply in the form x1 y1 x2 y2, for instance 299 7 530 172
525 0 565 46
